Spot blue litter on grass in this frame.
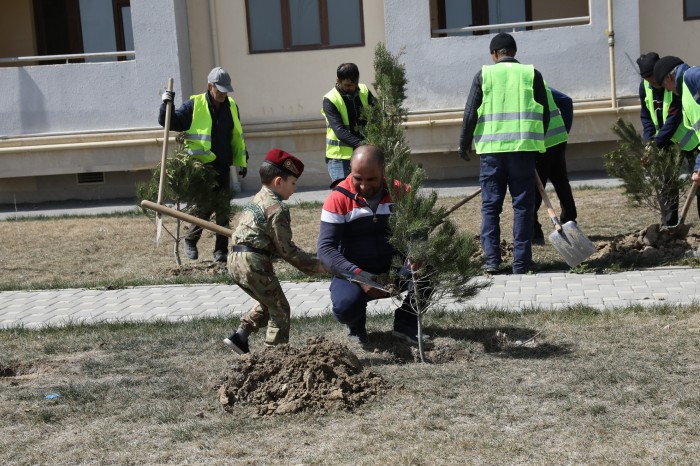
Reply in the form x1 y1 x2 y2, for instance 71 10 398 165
45 393 60 399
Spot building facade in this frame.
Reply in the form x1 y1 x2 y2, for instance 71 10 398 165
1 0 698 204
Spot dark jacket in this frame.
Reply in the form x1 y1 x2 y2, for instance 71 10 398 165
458 57 550 154
317 174 394 275
550 87 573 134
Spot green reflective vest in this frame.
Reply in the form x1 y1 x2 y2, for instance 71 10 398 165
543 84 568 149
184 93 246 166
474 62 545 154
643 83 699 151
322 84 370 160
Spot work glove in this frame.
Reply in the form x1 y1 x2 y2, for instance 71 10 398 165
162 90 175 104
238 150 250 178
458 147 471 162
355 270 380 284
641 141 655 167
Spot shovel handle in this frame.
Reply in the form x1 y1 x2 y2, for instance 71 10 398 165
156 78 175 206
444 188 482 217
535 171 563 232
677 173 700 227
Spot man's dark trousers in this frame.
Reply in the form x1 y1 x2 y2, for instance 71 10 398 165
534 142 577 235
480 152 538 273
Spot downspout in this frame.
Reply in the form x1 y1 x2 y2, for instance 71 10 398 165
607 0 617 109
208 0 240 191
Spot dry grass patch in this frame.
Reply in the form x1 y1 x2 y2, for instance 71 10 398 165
1 306 699 464
1 187 699 291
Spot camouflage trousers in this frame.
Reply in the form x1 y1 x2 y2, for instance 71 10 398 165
227 251 290 345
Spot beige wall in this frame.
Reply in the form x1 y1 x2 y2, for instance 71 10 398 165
639 0 700 64
0 0 36 62
186 0 385 125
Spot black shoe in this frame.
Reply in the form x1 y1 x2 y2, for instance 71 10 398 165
214 250 227 263
347 325 369 345
223 334 250 355
184 239 198 260
392 323 431 344
482 264 501 275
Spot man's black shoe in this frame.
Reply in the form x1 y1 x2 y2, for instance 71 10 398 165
392 322 431 344
214 250 227 263
347 325 369 345
184 239 199 260
223 334 250 355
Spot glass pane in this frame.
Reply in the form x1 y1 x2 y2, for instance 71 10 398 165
121 7 134 60
489 0 526 32
686 0 700 18
327 0 362 45
79 0 117 62
248 0 284 51
289 0 321 46
444 0 473 36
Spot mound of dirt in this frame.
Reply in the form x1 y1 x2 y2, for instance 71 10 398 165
217 337 388 415
589 224 700 265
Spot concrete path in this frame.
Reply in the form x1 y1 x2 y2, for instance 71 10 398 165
3 171 697 330
1 267 698 329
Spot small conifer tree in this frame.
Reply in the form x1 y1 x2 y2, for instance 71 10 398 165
136 135 234 265
363 43 486 362
604 118 690 225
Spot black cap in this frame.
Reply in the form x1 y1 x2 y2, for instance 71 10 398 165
636 52 659 78
653 56 684 86
489 32 517 53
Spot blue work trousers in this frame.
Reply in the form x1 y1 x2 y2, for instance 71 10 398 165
479 152 538 273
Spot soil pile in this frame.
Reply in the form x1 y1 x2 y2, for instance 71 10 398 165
590 224 700 265
217 337 388 415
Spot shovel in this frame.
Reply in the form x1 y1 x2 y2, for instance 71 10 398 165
536 172 596 267
662 172 698 237
155 78 175 245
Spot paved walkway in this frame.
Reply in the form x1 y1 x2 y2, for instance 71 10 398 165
2 172 698 330
1 267 699 329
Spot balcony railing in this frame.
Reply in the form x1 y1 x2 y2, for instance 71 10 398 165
432 16 590 35
0 51 135 65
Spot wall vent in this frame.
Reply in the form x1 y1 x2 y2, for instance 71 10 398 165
77 172 106 185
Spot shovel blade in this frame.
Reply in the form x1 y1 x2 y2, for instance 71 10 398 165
548 221 597 268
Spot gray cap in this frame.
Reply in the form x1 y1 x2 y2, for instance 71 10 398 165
207 67 234 93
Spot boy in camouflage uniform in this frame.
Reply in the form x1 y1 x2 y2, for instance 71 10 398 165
224 148 324 354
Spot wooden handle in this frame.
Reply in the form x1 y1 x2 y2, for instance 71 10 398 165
156 78 175 206
141 200 234 238
677 175 700 226
444 188 481 217
535 171 562 232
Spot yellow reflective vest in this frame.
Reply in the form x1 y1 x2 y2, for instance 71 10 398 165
643 83 699 151
183 93 247 166
322 84 370 160
543 85 568 149
474 62 545 154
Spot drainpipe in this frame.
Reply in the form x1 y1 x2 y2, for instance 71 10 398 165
208 0 241 192
607 0 617 109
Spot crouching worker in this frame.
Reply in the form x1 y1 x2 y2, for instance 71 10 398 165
317 144 432 345
224 148 325 355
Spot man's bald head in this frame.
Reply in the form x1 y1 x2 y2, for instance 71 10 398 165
351 144 385 170
350 145 385 199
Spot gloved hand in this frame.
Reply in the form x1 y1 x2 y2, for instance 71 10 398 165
355 270 379 284
458 147 471 162
641 141 655 167
238 150 250 178
162 90 175 104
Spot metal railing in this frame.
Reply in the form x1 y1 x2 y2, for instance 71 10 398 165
0 51 135 64
432 16 590 35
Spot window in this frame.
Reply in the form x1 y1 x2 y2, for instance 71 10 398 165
432 0 531 37
32 0 133 63
246 0 364 53
684 0 700 20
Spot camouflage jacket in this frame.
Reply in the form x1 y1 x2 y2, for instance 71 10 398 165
232 185 318 274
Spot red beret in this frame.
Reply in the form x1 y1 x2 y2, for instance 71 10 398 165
264 148 304 177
